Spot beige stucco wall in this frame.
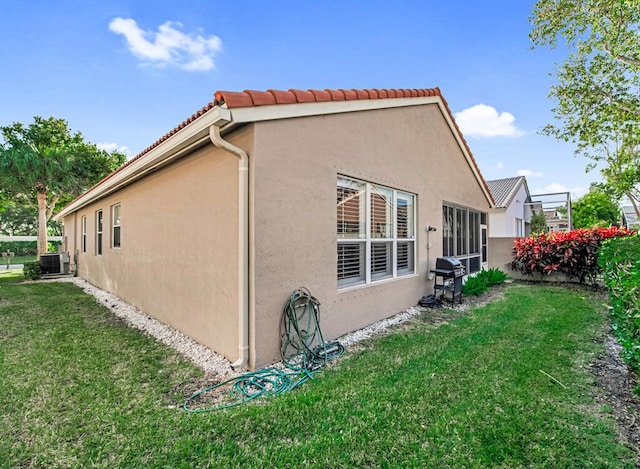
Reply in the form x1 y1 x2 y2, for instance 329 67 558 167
62 126 254 360
61 104 492 370
488 236 576 283
488 237 516 272
250 104 491 368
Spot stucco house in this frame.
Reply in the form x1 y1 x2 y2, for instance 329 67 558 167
486 176 532 238
621 205 639 230
54 87 494 369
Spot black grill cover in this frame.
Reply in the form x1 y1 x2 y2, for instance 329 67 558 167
435 256 463 271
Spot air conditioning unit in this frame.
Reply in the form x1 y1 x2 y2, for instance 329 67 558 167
39 252 70 276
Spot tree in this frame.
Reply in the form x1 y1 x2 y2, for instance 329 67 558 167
0 117 126 255
0 200 37 236
571 186 620 228
530 211 549 234
530 0 640 218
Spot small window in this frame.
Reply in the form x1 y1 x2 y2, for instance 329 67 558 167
112 204 121 248
515 217 523 237
81 216 87 253
96 210 103 256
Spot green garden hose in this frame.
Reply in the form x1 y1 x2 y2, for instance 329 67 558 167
183 287 344 412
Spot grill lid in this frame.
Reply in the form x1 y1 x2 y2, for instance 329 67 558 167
435 256 463 271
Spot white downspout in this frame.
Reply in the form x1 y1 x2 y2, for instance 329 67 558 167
209 124 249 370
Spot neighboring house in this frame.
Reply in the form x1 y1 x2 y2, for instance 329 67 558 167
54 87 494 369
486 176 532 237
621 205 639 229
543 208 571 231
529 191 572 232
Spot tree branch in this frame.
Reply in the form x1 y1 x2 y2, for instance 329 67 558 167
603 43 640 67
46 194 61 222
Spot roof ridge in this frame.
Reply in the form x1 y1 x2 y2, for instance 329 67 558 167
59 86 495 212
214 87 442 108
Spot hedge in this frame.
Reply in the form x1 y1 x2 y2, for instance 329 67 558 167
510 227 634 284
0 240 62 256
599 235 640 370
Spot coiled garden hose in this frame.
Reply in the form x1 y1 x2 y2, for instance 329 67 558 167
183 287 344 412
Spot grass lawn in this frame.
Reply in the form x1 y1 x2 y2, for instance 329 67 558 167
0 255 35 267
0 274 635 467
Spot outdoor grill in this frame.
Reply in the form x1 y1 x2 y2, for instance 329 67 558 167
431 256 465 304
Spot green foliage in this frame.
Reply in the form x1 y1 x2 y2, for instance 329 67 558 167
462 268 508 296
510 226 634 284
598 235 640 369
0 280 633 466
0 201 37 235
0 241 37 256
462 275 488 296
572 186 620 228
530 0 640 219
530 211 549 233
484 267 509 285
22 260 41 280
0 116 126 253
0 240 61 256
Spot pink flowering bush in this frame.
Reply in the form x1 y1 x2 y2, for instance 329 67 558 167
510 227 635 284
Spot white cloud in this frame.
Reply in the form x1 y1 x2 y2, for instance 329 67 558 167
533 182 586 197
496 162 504 169
97 142 133 157
109 18 222 71
454 104 524 138
517 169 544 177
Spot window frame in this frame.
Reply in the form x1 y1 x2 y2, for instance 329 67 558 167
81 215 87 253
111 203 121 249
442 202 485 274
96 209 103 256
337 176 416 289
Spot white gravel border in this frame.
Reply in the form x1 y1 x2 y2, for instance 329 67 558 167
46 277 236 378
44 276 432 377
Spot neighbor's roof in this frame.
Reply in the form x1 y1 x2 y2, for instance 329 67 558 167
55 87 494 220
486 176 530 208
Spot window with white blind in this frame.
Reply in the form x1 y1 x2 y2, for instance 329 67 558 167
337 176 416 288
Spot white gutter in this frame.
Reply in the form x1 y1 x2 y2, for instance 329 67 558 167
53 108 234 221
208 123 250 370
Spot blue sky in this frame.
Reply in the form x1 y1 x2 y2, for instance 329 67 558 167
0 0 600 197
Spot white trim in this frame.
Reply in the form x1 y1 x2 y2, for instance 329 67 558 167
337 176 416 289
226 96 441 124
365 183 372 284
81 215 87 253
337 272 420 294
111 203 121 249
53 108 233 221
95 209 103 256
228 97 493 207
55 94 493 221
0 235 63 242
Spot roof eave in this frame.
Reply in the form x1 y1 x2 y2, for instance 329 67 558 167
54 107 232 220
55 91 495 219
226 96 495 208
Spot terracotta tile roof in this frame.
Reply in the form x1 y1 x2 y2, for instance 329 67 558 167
59 86 494 217
213 87 442 108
